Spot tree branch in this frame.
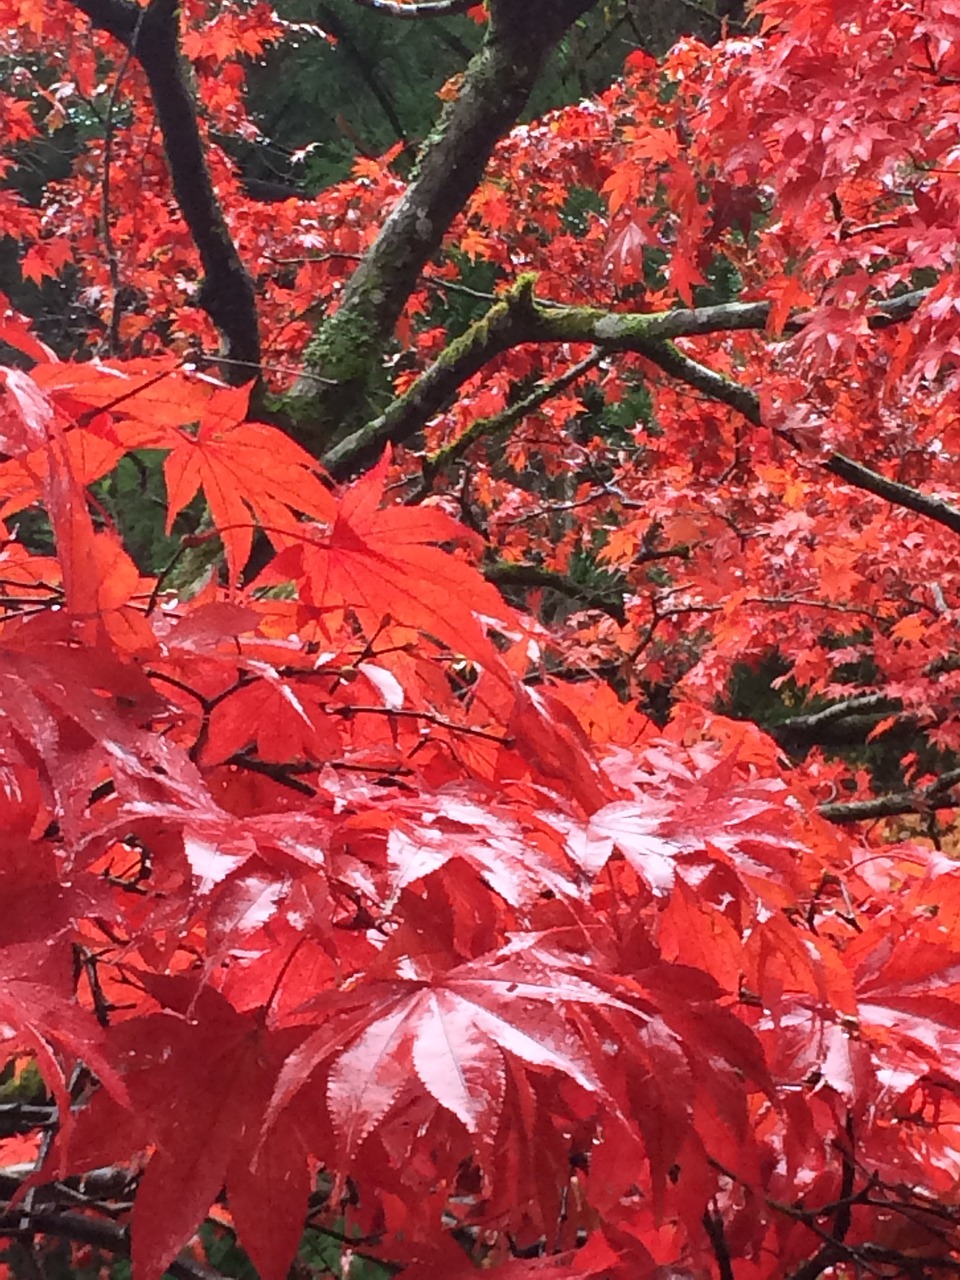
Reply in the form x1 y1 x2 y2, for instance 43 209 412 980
409 347 605 500
293 0 601 443
779 694 897 725
769 694 907 749
316 2 409 146
629 337 960 536
322 274 542 476
0 1209 224 1280
0 1104 57 1137
0 1161 222 1280
818 766 960 824
321 283 949 537
0 1163 135 1203
702 1207 735 1280
483 560 627 623
66 0 261 381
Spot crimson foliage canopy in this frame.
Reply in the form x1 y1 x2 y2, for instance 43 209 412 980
1 2 960 1279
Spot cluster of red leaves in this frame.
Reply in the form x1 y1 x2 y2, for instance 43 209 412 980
421 4 960 750
0 317 958 1279
2 0 960 1277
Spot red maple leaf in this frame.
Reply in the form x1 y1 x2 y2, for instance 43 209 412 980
270 450 516 668
65 980 310 1280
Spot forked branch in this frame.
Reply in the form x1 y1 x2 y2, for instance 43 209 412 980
321 283 949 541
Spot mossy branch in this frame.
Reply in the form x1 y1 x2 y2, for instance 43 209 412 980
292 0 601 443
322 275 541 476
321 283 940 525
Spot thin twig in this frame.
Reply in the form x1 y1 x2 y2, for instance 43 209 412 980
702 1207 735 1280
100 5 145 355
331 704 513 745
409 348 605 502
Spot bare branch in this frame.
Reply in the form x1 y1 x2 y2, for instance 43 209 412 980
0 1104 57 1138
484 560 627 623
0 1209 224 1280
66 0 260 381
773 694 899 729
702 1208 735 1280
769 694 908 749
99 6 144 355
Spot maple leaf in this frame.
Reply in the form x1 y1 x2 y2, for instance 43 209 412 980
0 366 55 455
2 97 38 143
603 211 657 289
507 684 612 814
0 940 129 1161
114 381 338 581
0 623 201 842
383 791 579 907
666 250 705 305
267 961 635 1161
202 662 344 765
270 450 516 668
601 162 642 216
20 238 72 284
0 428 124 520
66 981 309 1280
569 751 806 901
0 294 56 364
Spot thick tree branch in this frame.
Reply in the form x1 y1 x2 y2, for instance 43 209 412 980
293 0 601 443
818 766 960 823
510 286 927 345
323 274 543 475
66 0 260 381
823 454 960 533
495 300 960 535
321 285 944 529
